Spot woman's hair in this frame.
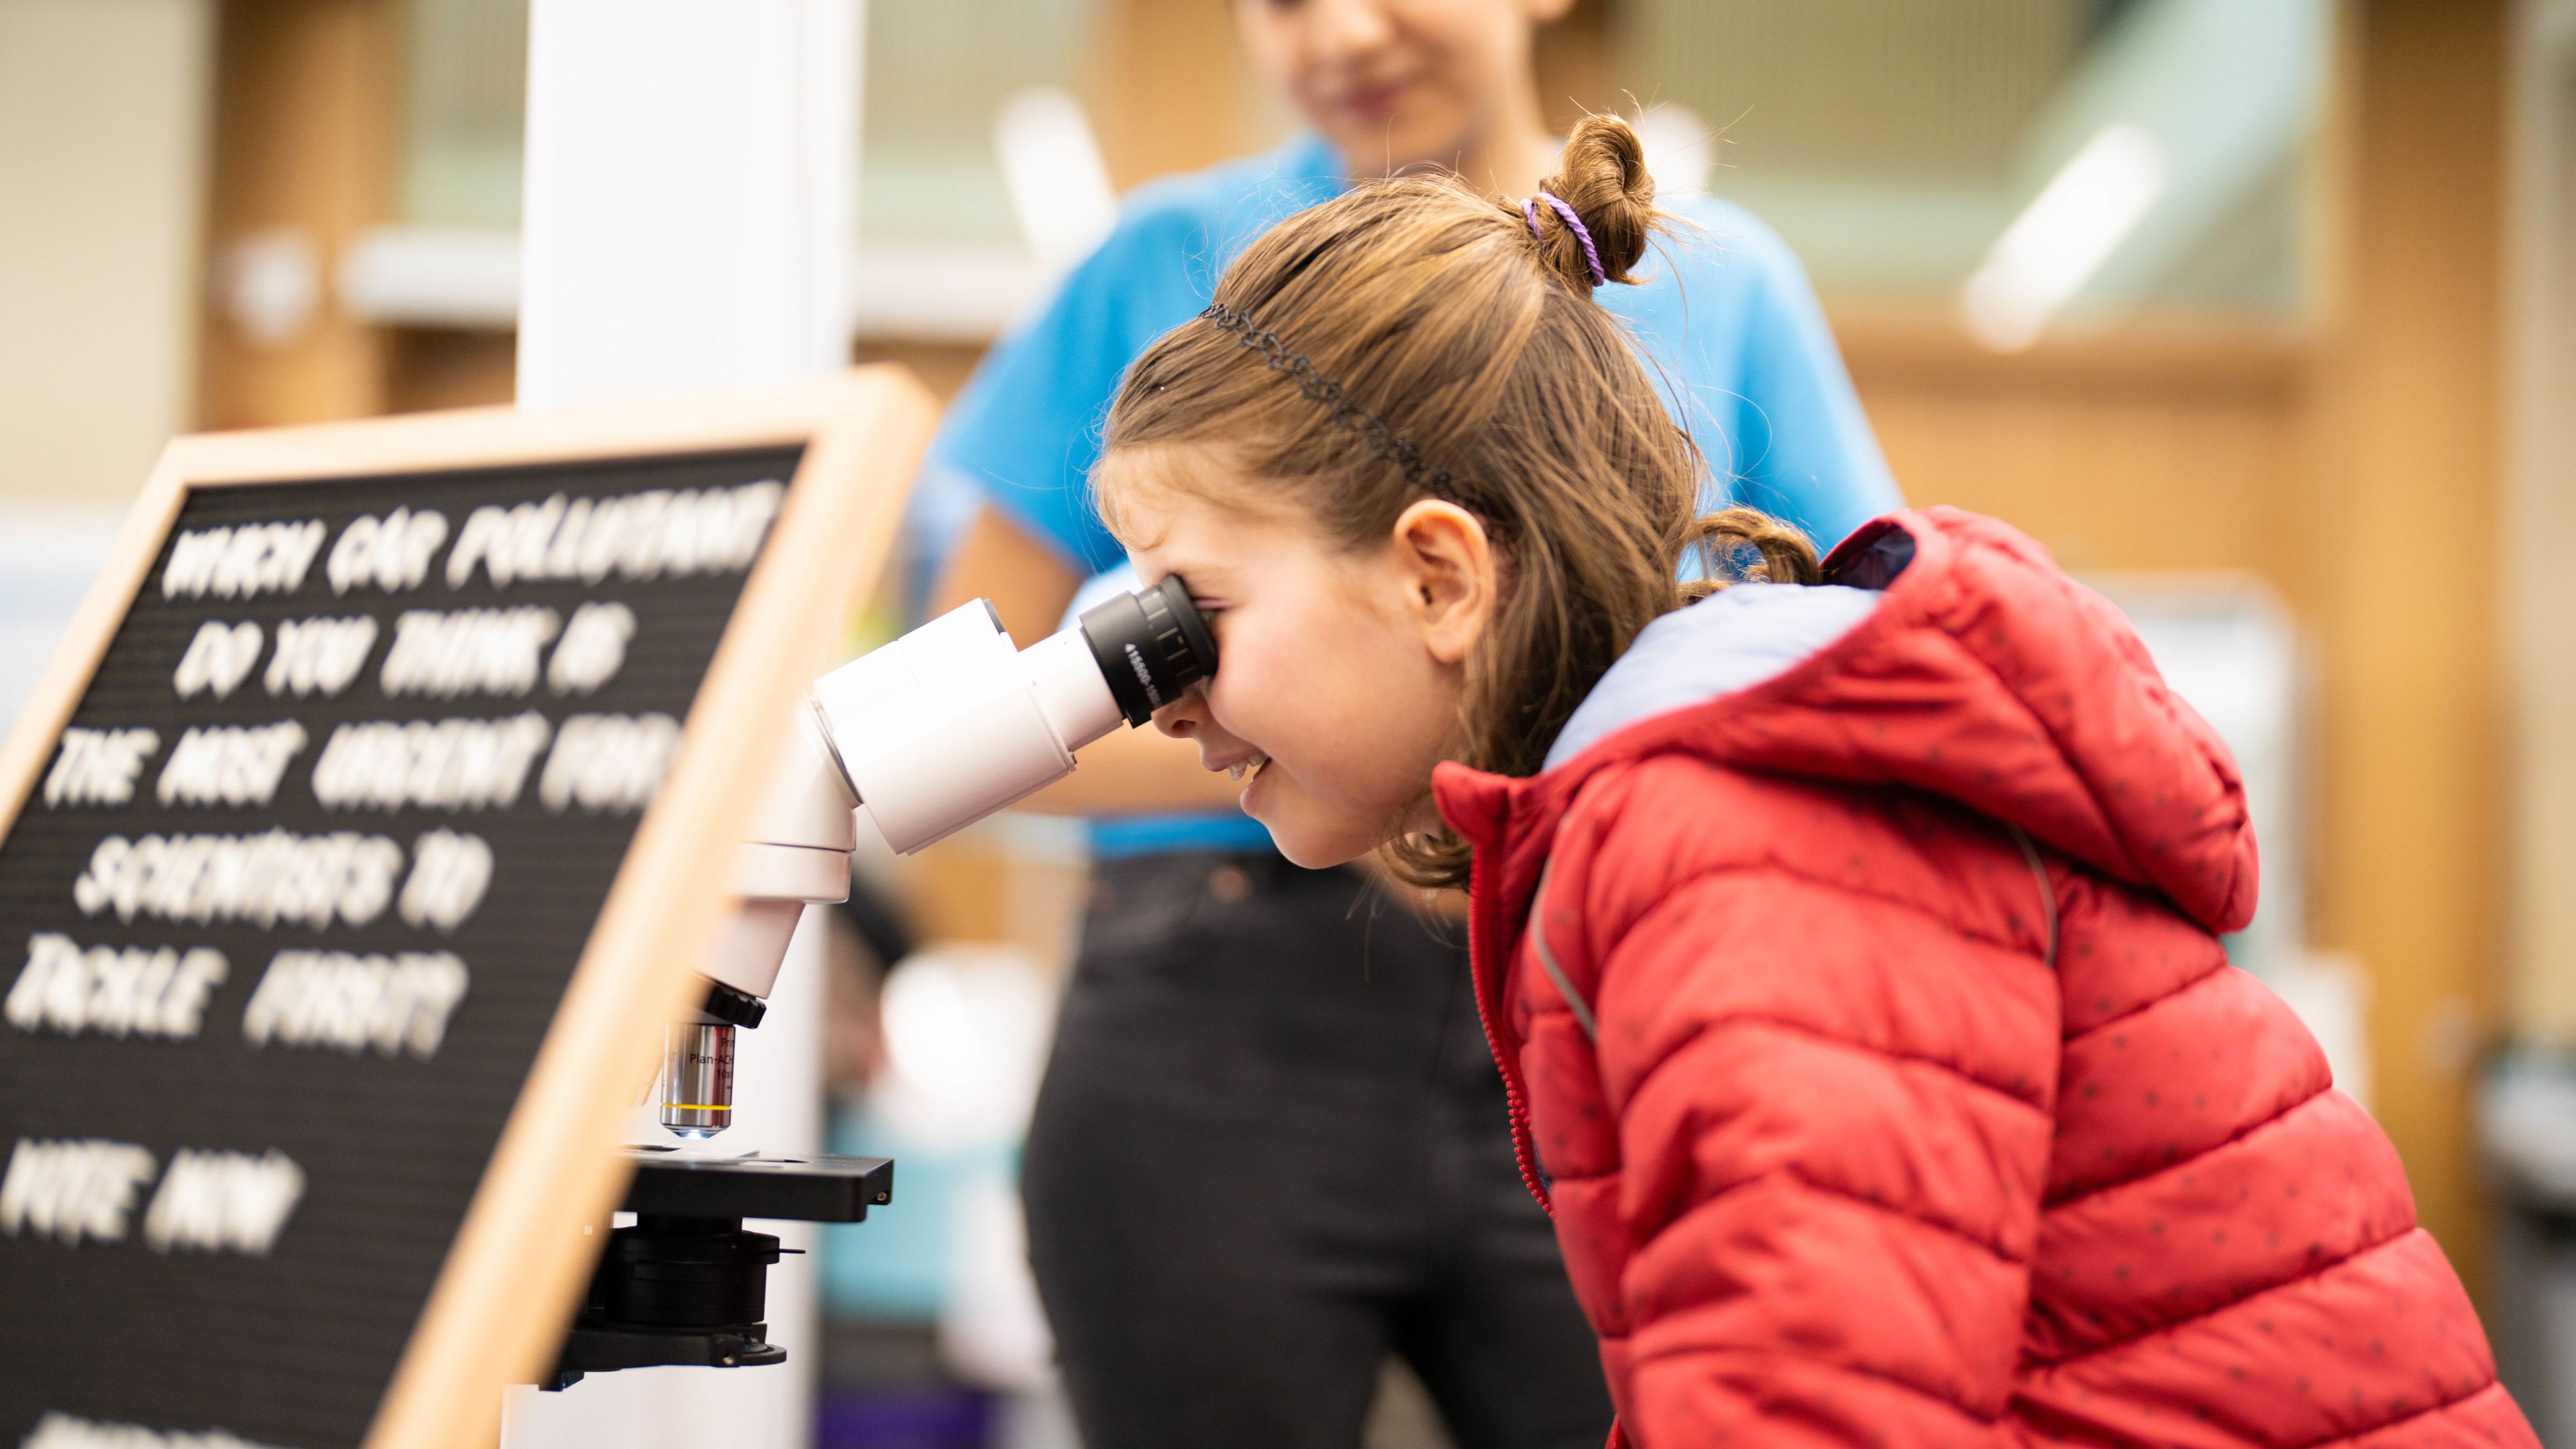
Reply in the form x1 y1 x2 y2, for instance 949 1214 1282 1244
1097 114 1819 888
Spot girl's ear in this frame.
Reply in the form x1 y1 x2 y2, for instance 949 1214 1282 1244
1389 499 1496 666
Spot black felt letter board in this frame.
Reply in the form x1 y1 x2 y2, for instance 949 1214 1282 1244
0 443 804 1448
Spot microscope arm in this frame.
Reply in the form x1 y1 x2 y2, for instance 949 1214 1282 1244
702 712 861 1011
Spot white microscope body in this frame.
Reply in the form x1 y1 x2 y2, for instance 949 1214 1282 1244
657 576 1216 1137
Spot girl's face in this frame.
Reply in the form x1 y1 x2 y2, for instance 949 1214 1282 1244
1108 457 1497 868
1235 0 1568 177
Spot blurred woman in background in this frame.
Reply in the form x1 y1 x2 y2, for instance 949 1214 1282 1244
914 2 1900 1445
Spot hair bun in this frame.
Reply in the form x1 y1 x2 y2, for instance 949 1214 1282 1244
1533 114 1662 289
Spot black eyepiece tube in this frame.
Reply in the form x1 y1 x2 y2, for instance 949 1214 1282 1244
1078 574 1219 727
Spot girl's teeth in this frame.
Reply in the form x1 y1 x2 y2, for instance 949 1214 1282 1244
1228 753 1268 782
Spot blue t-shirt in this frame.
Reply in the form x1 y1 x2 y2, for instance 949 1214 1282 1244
917 133 1901 856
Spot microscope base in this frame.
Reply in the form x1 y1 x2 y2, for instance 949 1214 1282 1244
541 1324 787 1391
540 1152 894 1391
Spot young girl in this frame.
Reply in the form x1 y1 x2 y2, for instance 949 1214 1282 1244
924 5 1893 1445
1099 115 2539 1448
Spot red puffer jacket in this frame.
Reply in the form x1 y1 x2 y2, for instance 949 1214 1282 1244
1434 509 2534 1449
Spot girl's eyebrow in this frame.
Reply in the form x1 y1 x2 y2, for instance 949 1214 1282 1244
1140 547 1236 587
1148 565 1234 614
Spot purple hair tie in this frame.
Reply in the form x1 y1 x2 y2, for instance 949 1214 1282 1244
1521 192 1605 287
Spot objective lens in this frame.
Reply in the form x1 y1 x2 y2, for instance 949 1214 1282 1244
1078 574 1219 726
659 1021 736 1138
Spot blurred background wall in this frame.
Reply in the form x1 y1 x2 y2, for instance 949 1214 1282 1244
0 0 214 506
0 0 216 721
7 0 2575 1443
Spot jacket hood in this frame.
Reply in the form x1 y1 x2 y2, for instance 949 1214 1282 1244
1435 507 2258 937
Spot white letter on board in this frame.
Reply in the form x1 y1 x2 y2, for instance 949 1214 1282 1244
0 1138 158 1245
155 722 308 808
399 830 493 931
42 728 160 807
546 601 636 694
378 608 562 697
142 1148 306 1255
242 950 470 1058
5 933 227 1040
264 615 378 697
538 713 682 813
327 507 449 595
309 715 551 812
172 621 264 700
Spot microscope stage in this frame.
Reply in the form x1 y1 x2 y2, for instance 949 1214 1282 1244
621 1150 894 1223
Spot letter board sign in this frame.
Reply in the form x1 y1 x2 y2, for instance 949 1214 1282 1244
0 372 933 1449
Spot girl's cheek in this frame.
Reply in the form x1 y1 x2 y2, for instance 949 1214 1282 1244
1205 674 1272 750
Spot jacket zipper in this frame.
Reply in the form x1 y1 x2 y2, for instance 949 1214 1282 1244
1466 845 1554 1216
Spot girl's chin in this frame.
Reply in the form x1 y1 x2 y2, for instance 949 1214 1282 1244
1241 772 1371 869
1266 830 1369 871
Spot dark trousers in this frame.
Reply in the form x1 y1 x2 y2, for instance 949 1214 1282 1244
1023 852 1614 1449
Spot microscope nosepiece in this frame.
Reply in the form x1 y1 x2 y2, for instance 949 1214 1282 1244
660 1021 737 1138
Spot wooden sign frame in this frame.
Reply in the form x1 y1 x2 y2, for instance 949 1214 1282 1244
0 367 938 1449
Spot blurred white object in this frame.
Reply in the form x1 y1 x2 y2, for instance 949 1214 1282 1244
994 1387 1082 1449
1633 103 1713 199
874 943 1058 1149
995 86 1116 275
2267 951 2373 1113
848 247 1050 341
218 227 321 349
864 942 1066 1406
1962 123 2167 350
2485 1053 2576 1201
338 225 519 330
938 1177 1056 1392
333 225 1048 343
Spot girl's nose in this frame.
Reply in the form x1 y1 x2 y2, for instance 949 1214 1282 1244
1151 680 1211 738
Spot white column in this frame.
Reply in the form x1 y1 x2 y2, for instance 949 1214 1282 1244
504 4 860 1447
516 0 857 411
2506 0 2576 1050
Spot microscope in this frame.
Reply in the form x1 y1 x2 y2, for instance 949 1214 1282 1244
547 575 1216 1388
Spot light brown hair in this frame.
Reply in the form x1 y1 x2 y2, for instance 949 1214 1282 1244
1098 115 1818 888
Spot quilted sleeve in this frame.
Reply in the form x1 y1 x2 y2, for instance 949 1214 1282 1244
1579 865 2060 1446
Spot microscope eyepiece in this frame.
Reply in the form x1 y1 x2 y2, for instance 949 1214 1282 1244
802 572 1219 858
1079 574 1219 726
